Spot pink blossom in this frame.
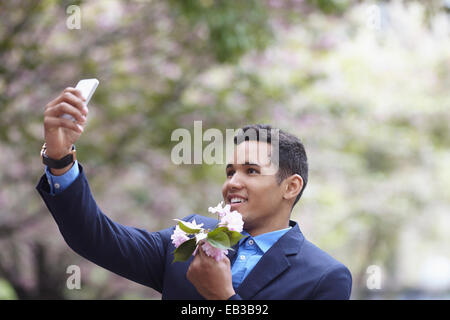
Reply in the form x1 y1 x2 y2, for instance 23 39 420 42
200 241 228 262
219 210 244 232
171 225 189 248
208 201 231 218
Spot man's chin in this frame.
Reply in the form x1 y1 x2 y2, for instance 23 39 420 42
239 211 250 225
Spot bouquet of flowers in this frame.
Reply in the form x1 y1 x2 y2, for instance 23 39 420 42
171 201 245 262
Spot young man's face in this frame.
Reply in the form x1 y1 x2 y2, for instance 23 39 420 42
222 140 286 233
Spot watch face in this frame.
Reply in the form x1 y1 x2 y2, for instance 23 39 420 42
40 144 47 158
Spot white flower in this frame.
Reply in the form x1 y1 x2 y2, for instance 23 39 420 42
173 218 204 231
219 210 244 232
195 231 207 243
184 219 204 230
208 201 231 218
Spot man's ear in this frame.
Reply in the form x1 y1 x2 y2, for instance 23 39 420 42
282 174 303 201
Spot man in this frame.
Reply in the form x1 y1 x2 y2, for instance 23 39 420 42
36 87 352 300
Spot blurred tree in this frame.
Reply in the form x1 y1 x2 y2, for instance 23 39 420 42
0 0 449 299
0 0 284 299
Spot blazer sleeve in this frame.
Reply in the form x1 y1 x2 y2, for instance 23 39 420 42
311 264 353 300
36 163 173 293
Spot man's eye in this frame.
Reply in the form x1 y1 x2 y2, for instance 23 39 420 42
227 168 258 177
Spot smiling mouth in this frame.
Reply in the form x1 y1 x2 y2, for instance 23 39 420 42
227 196 248 210
230 197 247 204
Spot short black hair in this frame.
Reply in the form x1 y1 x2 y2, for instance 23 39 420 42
233 124 308 208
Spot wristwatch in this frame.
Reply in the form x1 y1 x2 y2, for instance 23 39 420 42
41 143 77 169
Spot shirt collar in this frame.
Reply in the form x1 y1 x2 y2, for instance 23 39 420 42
240 227 292 253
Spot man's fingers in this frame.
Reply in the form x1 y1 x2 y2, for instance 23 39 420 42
223 256 231 267
46 91 88 116
64 87 86 101
194 242 211 262
45 102 87 124
44 116 84 133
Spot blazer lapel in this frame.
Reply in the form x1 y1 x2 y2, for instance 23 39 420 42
235 221 304 299
227 243 239 265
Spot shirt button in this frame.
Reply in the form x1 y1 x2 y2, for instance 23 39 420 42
54 183 60 189
240 255 246 260
248 239 254 245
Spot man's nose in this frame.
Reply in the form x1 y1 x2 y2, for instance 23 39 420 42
227 172 244 190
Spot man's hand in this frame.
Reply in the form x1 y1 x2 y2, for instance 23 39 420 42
44 87 88 160
186 242 236 300
43 87 88 175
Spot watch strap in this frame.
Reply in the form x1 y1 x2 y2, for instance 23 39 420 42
41 143 76 169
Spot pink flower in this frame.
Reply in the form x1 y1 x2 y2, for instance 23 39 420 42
171 225 189 248
219 210 244 232
208 201 231 218
200 241 228 261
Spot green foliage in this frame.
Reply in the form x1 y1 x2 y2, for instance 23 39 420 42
206 227 231 250
173 238 197 263
225 229 246 248
169 0 273 63
307 0 349 14
174 219 202 234
172 226 245 262
0 279 17 300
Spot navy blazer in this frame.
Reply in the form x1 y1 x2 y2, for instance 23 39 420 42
36 164 352 300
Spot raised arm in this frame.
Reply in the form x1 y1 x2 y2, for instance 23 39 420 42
36 87 171 292
36 164 171 292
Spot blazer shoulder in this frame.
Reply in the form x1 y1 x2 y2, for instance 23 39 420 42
298 238 352 299
300 238 349 271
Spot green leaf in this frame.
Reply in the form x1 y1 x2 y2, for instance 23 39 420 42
173 219 202 234
210 226 228 234
207 228 230 249
226 230 246 247
172 238 197 263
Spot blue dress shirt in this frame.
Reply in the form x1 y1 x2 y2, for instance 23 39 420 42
44 162 291 287
231 228 291 288
45 160 80 195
